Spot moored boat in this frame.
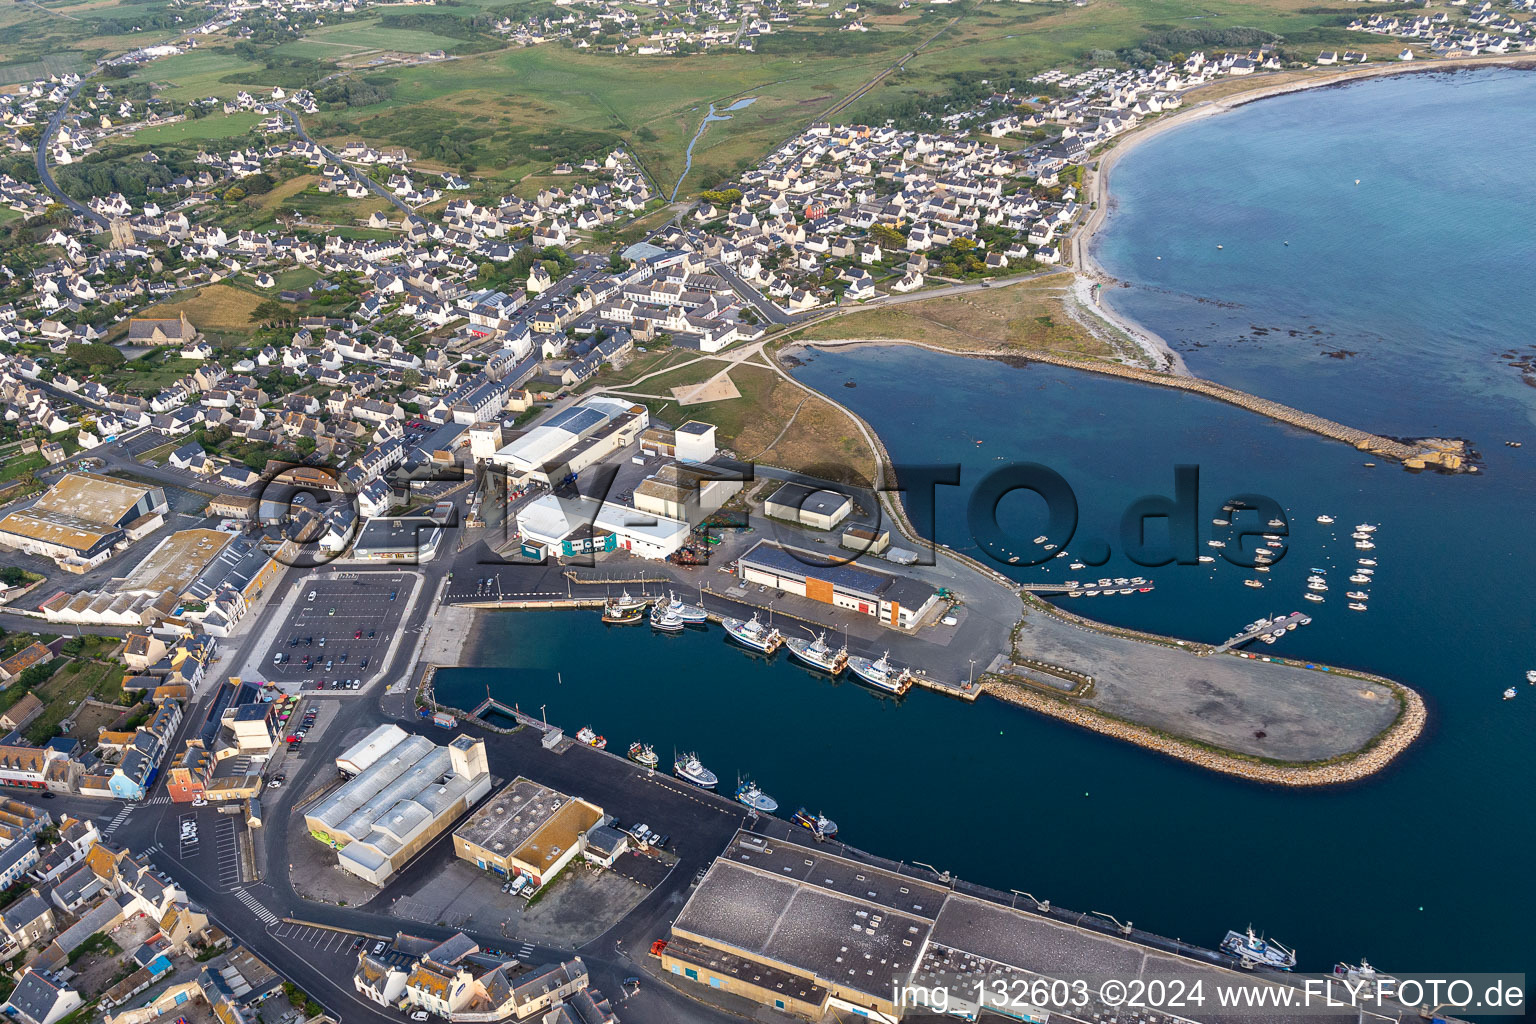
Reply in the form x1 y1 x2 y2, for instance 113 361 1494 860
576 726 606 750
1304 593 1324 603
1221 927 1297 970
665 590 708 623
674 752 718 789
1316 514 1335 524
1244 579 1263 588
602 598 644 624
1502 686 1518 700
735 777 778 813
650 604 685 632
627 742 658 768
722 612 783 653
1348 602 1368 611
793 807 838 840
846 651 912 694
785 630 848 674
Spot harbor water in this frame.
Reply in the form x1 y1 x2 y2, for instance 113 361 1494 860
443 68 1535 974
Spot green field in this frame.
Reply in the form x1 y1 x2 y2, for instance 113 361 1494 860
300 18 471 54
127 111 265 144
30 0 1411 202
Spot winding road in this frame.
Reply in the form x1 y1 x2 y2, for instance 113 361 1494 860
35 76 109 229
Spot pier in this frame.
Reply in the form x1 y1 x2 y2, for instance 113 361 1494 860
1021 578 1154 596
1211 611 1313 654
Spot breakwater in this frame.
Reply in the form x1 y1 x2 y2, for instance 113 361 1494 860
779 337 1467 470
981 666 1426 787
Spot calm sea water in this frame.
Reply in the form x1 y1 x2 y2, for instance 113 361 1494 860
442 69 1535 974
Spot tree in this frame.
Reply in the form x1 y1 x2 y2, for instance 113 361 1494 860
869 224 905 250
401 368 421 388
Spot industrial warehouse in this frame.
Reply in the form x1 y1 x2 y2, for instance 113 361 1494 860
489 397 650 486
735 541 940 630
662 828 1298 1024
452 777 604 889
0 472 168 571
305 727 492 884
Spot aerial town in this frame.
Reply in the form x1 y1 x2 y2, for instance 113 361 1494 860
0 0 1526 1014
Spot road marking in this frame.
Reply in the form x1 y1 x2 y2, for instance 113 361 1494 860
235 888 278 925
518 943 535 958
102 806 134 836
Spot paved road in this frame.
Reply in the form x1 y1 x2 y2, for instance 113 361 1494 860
35 77 108 229
281 107 420 220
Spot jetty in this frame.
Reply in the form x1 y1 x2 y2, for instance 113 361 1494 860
1210 611 1313 654
1021 578 1154 595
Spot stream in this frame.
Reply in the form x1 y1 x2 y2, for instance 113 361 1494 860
670 97 757 200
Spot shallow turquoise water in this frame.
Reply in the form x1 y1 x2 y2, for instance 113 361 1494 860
446 69 1536 975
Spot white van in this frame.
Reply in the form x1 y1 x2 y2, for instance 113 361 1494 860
509 875 529 896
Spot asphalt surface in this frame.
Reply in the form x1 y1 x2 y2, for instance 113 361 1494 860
35 77 109 229
259 574 413 691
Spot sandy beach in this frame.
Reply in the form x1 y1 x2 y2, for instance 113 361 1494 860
1070 54 1536 378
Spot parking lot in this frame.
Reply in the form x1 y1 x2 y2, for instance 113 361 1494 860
261 573 413 691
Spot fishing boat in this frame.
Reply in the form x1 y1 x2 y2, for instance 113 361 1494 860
722 612 783 653
1332 961 1396 997
793 808 838 840
601 598 645 624
575 726 606 750
1032 535 1048 545
1212 517 1230 527
1199 555 1216 564
1255 565 1270 573
1355 540 1376 550
1527 670 1536 684
1244 579 1263 588
1503 687 1518 700
1316 515 1335 524
1355 523 1377 533
1208 540 1226 548
1349 574 1372 584
674 752 718 789
627 742 658 768
1221 927 1297 970
846 651 912 694
650 604 685 632
1069 562 1086 570
1307 581 1328 592
1268 518 1285 528
1346 591 1369 600
735 778 779 813
1358 558 1377 566
664 590 708 623
785 630 848 674
1304 593 1325 603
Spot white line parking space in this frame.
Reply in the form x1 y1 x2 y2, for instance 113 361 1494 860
270 923 363 953
214 817 241 888
178 813 200 858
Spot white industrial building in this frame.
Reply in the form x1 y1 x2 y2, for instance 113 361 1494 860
305 731 492 884
489 398 649 485
516 494 690 560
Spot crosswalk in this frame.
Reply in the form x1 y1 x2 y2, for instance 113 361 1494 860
235 888 279 926
142 795 171 805
516 943 535 960
102 806 134 836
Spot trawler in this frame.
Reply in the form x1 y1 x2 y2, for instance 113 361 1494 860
650 604 685 632
674 752 718 789
602 596 645 624
846 651 912 694
735 777 779 813
575 726 606 750
723 612 783 653
664 590 708 623
1221 927 1297 970
785 630 848 674
627 742 658 768
1332 960 1396 998
793 808 838 840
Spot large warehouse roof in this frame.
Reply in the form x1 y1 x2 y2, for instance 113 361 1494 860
672 832 943 1001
